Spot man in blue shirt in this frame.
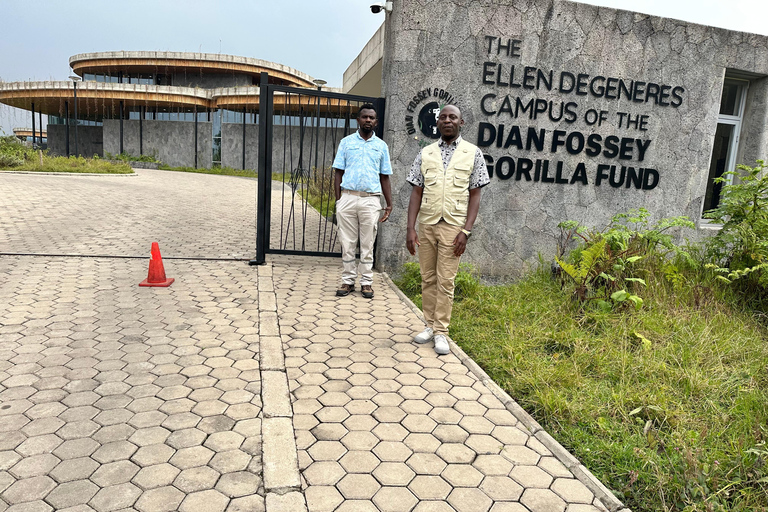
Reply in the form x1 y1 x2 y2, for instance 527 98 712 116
332 104 393 298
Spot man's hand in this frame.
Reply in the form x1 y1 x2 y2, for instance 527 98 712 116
452 231 468 257
380 206 392 222
406 227 420 255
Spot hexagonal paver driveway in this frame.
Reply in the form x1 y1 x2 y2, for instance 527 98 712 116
0 254 265 512
0 171 620 512
275 258 615 512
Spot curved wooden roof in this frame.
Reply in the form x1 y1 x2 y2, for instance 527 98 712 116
69 51 315 88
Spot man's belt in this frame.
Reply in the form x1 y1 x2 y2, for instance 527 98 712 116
342 190 379 197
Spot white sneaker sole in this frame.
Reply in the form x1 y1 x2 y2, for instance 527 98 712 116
433 336 450 355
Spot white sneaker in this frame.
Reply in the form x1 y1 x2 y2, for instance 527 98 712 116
413 327 434 344
433 334 450 355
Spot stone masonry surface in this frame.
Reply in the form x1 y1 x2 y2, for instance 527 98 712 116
0 170 626 511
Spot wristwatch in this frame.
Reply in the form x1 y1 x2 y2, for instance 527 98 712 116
460 228 471 238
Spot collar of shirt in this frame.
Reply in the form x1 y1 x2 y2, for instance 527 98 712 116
355 131 379 143
438 135 462 149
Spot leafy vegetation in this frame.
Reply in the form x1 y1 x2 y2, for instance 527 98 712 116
0 137 132 173
555 208 695 311
157 164 258 178
704 160 768 303
395 178 768 511
104 151 161 163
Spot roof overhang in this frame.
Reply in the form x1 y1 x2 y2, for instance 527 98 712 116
0 82 211 116
69 51 316 88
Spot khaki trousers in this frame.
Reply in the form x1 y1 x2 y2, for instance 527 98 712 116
336 193 380 286
418 220 462 335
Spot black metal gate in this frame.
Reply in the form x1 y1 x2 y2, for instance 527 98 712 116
251 72 384 264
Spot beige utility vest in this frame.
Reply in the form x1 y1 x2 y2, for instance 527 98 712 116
418 139 476 226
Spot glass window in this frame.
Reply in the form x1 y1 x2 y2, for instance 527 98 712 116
703 123 735 212
719 80 744 116
703 78 747 219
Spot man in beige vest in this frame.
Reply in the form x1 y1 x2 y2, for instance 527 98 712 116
406 105 489 355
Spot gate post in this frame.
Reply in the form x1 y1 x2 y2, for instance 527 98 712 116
251 72 271 265
374 97 386 139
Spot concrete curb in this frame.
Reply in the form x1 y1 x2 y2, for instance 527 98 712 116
380 271 630 512
258 263 308 511
0 170 136 176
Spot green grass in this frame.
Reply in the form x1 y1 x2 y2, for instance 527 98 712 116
0 137 132 174
157 164 259 178
394 262 768 512
105 151 161 163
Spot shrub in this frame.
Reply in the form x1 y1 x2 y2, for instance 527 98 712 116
0 136 32 168
704 160 768 299
555 208 695 311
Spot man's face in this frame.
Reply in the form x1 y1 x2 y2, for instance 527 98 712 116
357 108 378 133
437 106 463 139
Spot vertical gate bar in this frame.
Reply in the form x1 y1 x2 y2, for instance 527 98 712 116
194 106 198 169
375 97 386 139
242 105 246 170
264 76 275 253
300 102 310 251
314 93 323 251
320 95 332 251
65 101 70 156
279 94 290 250
326 100 342 252
252 72 270 265
39 110 43 148
119 101 124 155
373 96 386 267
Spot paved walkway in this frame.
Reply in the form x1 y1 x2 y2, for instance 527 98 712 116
0 169 628 512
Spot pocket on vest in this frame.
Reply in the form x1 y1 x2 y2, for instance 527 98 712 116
421 196 439 215
453 174 469 189
424 168 439 187
453 197 468 214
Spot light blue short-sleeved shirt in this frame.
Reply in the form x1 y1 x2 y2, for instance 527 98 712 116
332 131 392 194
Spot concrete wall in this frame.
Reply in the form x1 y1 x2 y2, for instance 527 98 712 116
739 77 768 169
377 0 768 278
221 123 350 174
47 125 103 158
103 119 212 168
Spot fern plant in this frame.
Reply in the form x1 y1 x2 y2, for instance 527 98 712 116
704 160 768 295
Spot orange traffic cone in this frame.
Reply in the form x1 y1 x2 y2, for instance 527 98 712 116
139 242 175 287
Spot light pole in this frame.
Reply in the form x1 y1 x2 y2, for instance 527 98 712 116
312 78 327 91
69 76 81 157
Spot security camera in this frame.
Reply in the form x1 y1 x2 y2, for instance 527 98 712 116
370 1 392 13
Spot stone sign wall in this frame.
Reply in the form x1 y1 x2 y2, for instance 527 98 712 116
377 0 768 278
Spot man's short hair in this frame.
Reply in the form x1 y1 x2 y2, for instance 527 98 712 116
358 103 377 118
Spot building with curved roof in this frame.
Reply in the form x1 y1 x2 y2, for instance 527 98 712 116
0 51 340 167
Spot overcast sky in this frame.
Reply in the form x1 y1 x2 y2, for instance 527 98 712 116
1 0 766 134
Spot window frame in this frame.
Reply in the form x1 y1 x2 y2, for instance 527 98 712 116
701 78 749 223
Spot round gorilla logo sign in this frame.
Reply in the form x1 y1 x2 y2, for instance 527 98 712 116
418 102 441 139
404 88 457 141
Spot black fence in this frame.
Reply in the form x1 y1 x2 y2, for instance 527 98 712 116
251 72 384 264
